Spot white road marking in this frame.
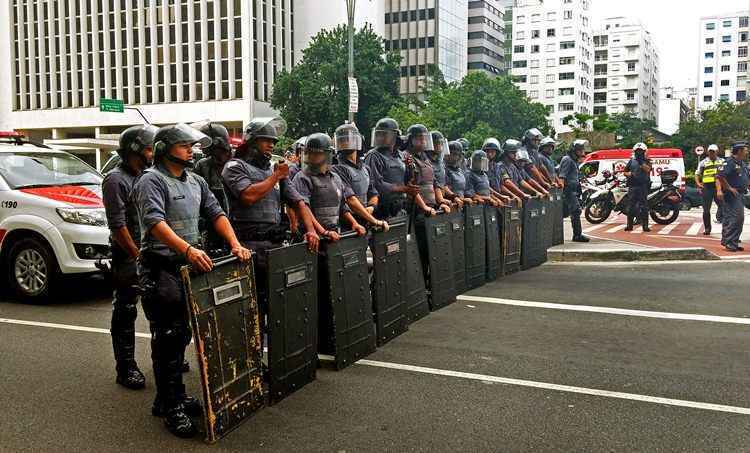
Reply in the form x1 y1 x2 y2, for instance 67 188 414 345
357 360 750 416
686 223 703 236
456 295 750 325
605 224 627 233
3 316 749 416
658 222 679 235
582 224 607 233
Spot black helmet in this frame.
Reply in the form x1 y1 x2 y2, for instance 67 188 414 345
482 137 502 153
445 141 464 167
523 128 543 145
334 123 362 154
191 120 232 156
457 138 470 153
407 124 434 152
500 139 522 159
540 137 556 153
293 136 307 157
471 150 489 173
431 131 447 158
303 133 334 174
371 117 401 149
153 123 211 168
242 117 287 144
117 124 158 162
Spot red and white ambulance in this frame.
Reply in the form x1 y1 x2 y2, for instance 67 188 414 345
579 148 686 189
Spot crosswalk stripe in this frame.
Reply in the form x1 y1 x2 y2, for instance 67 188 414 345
605 224 627 233
583 224 607 233
658 222 679 235
686 223 703 236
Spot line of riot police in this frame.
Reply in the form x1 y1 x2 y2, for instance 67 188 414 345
102 115 568 441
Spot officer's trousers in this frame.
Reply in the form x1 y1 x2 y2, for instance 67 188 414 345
701 183 723 230
111 252 139 373
628 186 649 228
563 187 582 238
721 194 744 249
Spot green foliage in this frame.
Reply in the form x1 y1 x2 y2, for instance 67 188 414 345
387 72 550 150
270 24 401 143
591 112 656 148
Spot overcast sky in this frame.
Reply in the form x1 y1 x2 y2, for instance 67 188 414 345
591 0 750 89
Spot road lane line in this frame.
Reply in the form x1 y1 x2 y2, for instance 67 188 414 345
605 224 627 233
686 223 703 236
582 224 607 233
658 222 679 235
357 360 750 415
2 316 749 416
456 295 750 325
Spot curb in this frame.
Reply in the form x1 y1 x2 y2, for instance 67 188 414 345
547 247 721 262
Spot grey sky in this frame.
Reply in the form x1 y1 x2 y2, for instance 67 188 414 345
592 0 750 89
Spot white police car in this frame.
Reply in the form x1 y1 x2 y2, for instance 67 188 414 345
0 132 110 301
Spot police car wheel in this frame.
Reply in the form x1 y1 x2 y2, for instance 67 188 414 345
8 237 57 302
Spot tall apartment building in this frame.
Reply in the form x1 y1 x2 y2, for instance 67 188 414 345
384 0 468 95
467 0 512 77
592 17 660 123
697 11 750 111
658 87 690 136
0 0 294 169
510 0 594 133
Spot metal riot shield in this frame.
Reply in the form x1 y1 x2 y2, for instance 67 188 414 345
266 243 318 404
404 229 430 323
502 203 523 275
181 256 264 443
319 233 377 370
521 198 542 270
371 216 409 346
448 210 467 294
484 206 501 281
419 212 457 311
539 198 550 265
552 188 564 246
464 204 487 289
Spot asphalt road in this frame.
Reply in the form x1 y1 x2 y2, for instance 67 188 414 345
1 262 749 452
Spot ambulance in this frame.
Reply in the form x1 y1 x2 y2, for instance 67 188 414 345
579 148 686 189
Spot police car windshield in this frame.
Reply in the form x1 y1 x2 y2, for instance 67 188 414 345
0 152 102 189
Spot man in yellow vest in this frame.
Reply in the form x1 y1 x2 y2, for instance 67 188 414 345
695 144 724 235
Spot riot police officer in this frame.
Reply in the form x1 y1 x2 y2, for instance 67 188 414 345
405 124 451 215
465 150 500 206
559 139 590 242
430 131 463 209
520 128 552 188
516 148 551 197
624 142 652 232
716 142 750 252
134 123 251 438
102 124 157 390
192 121 233 255
538 137 561 187
365 118 420 219
482 138 512 205
457 137 471 170
445 140 474 206
288 136 307 181
498 139 538 202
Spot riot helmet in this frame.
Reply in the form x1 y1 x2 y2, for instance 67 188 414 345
153 123 211 168
516 149 532 165
431 131 448 160
571 139 590 158
371 117 402 149
471 150 490 173
539 137 556 155
523 128 543 148
334 123 362 155
117 124 158 166
482 138 502 162
500 139 522 160
445 141 465 168
239 117 287 163
406 124 434 153
303 133 334 175
457 138 471 154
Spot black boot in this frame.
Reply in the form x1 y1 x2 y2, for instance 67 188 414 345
152 383 203 417
164 407 198 438
112 328 145 390
624 216 634 231
641 214 651 232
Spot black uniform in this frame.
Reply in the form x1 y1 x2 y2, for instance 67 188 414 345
626 157 652 229
292 169 353 231
365 148 408 219
193 156 229 254
559 154 583 238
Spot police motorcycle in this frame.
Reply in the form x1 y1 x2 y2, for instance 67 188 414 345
646 169 682 225
584 171 630 224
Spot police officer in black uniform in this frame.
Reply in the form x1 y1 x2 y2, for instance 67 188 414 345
558 139 590 242
405 124 452 216
465 150 501 206
445 141 475 206
134 123 251 438
520 128 552 189
365 118 420 220
716 142 750 252
102 124 158 390
192 121 233 255
538 137 562 187
498 139 537 202
624 142 652 232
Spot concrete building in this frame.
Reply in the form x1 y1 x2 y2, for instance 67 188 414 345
0 0 294 169
510 0 594 133
697 11 750 111
293 0 385 64
467 0 512 77
658 87 690 135
384 0 468 95
592 17 660 123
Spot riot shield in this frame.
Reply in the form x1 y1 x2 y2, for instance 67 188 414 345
319 233 377 370
552 188 564 246
371 216 409 346
522 198 542 270
502 203 523 275
539 198 550 265
448 210 467 294
419 212 457 311
404 229 430 323
464 204 487 289
484 206 501 281
181 256 264 443
266 243 318 403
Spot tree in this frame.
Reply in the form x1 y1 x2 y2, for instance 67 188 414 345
270 24 401 143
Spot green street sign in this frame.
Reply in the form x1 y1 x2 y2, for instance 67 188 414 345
99 98 124 113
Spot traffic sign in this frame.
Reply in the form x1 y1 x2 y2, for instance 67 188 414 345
100 98 124 113
348 77 359 114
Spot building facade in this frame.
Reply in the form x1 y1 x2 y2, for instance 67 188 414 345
697 11 750 111
467 0 512 77
384 0 468 95
592 17 660 123
510 0 594 133
0 0 294 169
658 87 689 136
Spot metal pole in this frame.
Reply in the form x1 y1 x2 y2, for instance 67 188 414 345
347 0 355 123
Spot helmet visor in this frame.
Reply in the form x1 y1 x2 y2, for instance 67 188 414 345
433 137 448 157
167 123 212 149
372 128 399 148
244 117 287 141
335 130 363 152
472 156 489 172
411 132 434 152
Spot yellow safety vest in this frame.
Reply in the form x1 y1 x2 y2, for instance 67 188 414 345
701 159 720 183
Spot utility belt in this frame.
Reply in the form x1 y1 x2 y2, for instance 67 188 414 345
140 250 188 274
235 224 290 244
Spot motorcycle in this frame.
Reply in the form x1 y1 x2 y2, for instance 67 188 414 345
584 173 629 224
647 170 682 225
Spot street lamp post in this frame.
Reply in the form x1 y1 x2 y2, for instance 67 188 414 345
346 0 355 123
